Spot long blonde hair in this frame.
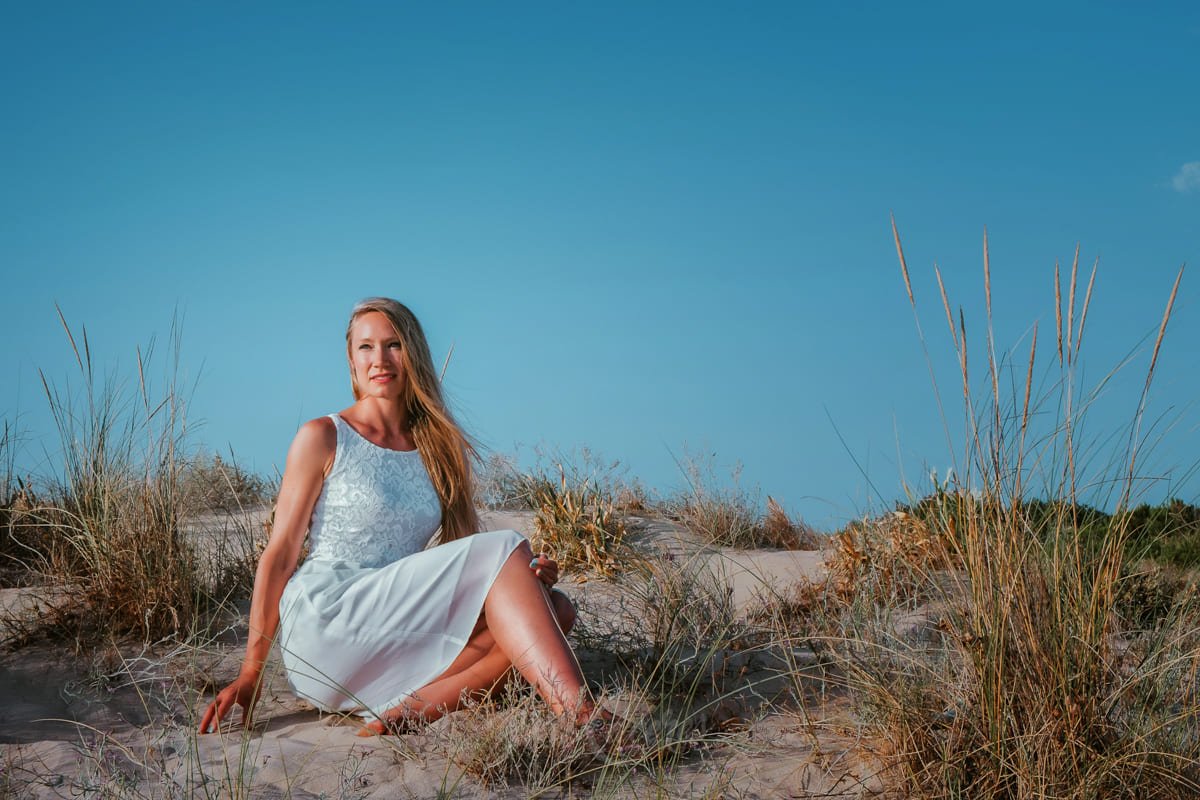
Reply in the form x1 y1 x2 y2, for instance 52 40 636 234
346 297 480 543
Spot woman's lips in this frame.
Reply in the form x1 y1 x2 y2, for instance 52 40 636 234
371 374 394 383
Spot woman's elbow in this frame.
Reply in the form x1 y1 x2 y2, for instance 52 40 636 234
257 540 301 584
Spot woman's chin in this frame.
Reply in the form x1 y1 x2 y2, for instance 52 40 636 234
363 388 403 401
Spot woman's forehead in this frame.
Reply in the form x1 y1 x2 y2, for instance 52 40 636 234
349 311 401 339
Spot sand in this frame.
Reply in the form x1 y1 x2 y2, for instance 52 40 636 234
0 511 884 798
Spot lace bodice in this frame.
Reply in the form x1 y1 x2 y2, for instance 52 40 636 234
305 414 442 567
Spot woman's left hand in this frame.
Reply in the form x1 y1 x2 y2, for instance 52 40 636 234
529 553 559 587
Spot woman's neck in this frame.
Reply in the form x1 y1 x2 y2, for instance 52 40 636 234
347 398 412 439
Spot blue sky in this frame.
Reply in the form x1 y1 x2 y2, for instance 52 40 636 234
2 2 1198 529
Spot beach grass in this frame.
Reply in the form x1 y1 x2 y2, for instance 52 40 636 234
814 224 1200 798
0 313 264 649
478 449 638 576
665 448 821 551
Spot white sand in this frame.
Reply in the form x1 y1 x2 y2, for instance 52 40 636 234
0 511 882 798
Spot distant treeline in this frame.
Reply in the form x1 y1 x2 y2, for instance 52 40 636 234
899 495 1200 569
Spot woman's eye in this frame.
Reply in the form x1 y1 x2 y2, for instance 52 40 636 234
358 344 372 350
388 342 402 350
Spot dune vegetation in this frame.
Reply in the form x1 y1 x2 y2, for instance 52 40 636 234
2 236 1198 798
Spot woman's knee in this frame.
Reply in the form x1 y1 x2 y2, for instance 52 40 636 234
549 588 577 634
512 538 535 562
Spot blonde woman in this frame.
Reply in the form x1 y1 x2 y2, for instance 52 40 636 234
200 297 596 737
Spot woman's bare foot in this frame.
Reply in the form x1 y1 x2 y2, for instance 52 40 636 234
356 713 422 737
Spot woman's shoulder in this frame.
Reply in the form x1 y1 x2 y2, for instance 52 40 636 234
286 416 338 476
297 414 338 438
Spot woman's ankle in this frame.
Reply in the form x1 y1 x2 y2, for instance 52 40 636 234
573 700 613 727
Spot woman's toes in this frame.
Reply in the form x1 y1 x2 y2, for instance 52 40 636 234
356 719 387 737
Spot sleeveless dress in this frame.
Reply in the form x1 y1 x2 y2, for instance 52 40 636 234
276 413 526 717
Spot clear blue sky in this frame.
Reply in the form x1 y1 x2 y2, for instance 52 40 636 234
3 2 1198 529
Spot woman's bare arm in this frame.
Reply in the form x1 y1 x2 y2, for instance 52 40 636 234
199 418 334 733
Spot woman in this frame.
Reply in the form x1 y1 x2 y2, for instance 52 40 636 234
199 297 597 736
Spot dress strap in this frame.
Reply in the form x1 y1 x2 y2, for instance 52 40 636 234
327 413 348 437
324 414 348 475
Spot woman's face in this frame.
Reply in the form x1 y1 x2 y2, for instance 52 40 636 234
348 311 408 400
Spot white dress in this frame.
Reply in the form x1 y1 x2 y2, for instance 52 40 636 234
277 413 526 716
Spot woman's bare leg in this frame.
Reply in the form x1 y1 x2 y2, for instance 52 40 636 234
435 588 575 702
481 541 591 718
359 586 577 734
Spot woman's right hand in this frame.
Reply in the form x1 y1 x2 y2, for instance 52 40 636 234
199 674 262 734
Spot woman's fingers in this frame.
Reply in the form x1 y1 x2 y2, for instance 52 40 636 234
199 682 256 734
199 697 224 734
198 703 214 734
530 553 559 586
209 694 234 733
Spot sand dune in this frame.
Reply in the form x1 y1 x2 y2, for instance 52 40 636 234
1 511 881 798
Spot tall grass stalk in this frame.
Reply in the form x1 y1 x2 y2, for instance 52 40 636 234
855 224 1199 798
0 419 20 576
0 419 15 506
11 310 217 645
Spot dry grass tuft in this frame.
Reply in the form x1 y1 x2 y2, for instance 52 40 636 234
529 462 631 577
569 552 776 766
475 452 551 511
478 449 639 576
433 684 643 790
828 506 954 601
1 314 265 647
764 495 823 550
668 451 818 550
746 577 845 641
840 224 1200 798
178 451 272 517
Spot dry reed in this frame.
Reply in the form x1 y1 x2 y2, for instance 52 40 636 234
841 224 1200 798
